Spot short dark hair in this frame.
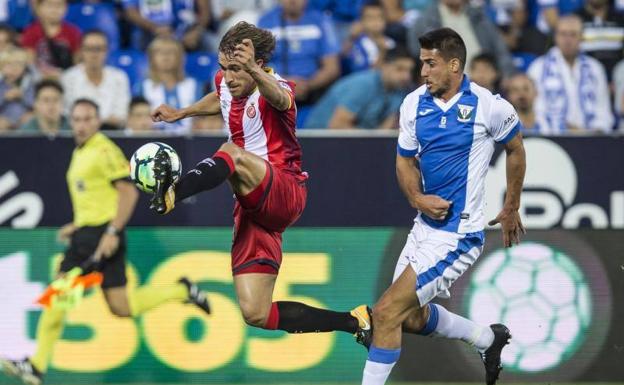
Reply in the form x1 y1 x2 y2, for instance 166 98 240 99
418 28 467 69
0 24 16 43
71 98 100 116
129 96 149 112
35 79 63 98
361 0 382 12
470 52 498 71
219 21 276 64
81 29 108 45
384 46 414 63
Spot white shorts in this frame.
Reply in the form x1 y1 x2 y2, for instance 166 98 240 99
393 217 485 306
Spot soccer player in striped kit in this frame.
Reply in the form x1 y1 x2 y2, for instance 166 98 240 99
151 21 371 342
360 28 526 385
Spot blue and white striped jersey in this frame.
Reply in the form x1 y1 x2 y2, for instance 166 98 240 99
397 75 521 233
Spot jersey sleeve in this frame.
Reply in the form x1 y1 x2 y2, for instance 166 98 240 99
319 13 340 57
337 80 369 114
397 97 419 157
488 95 522 143
100 142 130 182
278 79 296 110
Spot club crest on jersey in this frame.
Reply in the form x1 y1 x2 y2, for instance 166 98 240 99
246 103 256 118
457 104 474 122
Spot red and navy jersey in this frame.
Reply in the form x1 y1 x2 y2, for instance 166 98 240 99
215 69 306 179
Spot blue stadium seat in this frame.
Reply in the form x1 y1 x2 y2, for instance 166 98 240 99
107 49 148 94
5 0 33 31
65 2 120 51
185 52 219 91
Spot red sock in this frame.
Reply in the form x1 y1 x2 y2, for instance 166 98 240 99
213 150 235 176
264 302 279 330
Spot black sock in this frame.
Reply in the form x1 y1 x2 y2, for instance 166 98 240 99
174 156 233 201
276 301 358 333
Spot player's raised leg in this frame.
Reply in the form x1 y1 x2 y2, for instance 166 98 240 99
222 145 368 336
152 143 370 336
234 273 363 333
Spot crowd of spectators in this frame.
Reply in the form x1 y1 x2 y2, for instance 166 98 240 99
0 0 623 134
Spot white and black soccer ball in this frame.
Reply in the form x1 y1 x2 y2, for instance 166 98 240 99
130 142 182 193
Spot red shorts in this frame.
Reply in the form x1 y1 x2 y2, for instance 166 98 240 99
231 162 307 275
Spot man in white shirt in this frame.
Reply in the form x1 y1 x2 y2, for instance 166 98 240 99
61 30 130 129
528 15 614 134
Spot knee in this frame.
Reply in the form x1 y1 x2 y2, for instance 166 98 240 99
107 303 132 318
372 298 402 330
218 142 245 165
239 301 269 328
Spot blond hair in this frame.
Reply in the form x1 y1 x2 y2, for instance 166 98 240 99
147 36 185 83
0 46 29 67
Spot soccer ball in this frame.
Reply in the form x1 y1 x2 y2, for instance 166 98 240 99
465 242 591 373
130 142 182 193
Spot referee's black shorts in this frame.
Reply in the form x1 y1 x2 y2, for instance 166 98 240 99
59 224 127 289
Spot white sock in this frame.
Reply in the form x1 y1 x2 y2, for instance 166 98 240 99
430 304 494 351
362 360 396 385
362 346 400 385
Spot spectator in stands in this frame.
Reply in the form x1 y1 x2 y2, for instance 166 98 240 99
125 96 153 133
19 79 70 134
497 1 548 72
212 0 275 39
308 0 367 41
139 36 201 133
528 15 613 134
0 24 16 53
406 0 516 77
343 1 396 74
20 0 81 76
610 59 624 130
304 47 414 129
379 0 433 43
505 72 543 134
487 0 523 29
258 0 341 125
0 47 36 131
122 0 212 51
574 0 624 81
529 0 583 35
469 53 500 93
62 30 130 130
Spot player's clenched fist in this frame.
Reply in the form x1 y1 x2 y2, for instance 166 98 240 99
233 38 259 73
152 104 182 123
415 195 452 221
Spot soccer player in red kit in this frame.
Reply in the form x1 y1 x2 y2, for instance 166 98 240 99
151 21 371 343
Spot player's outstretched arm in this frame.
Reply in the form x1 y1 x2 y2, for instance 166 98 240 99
396 154 451 220
488 132 526 247
234 39 292 111
151 92 221 123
